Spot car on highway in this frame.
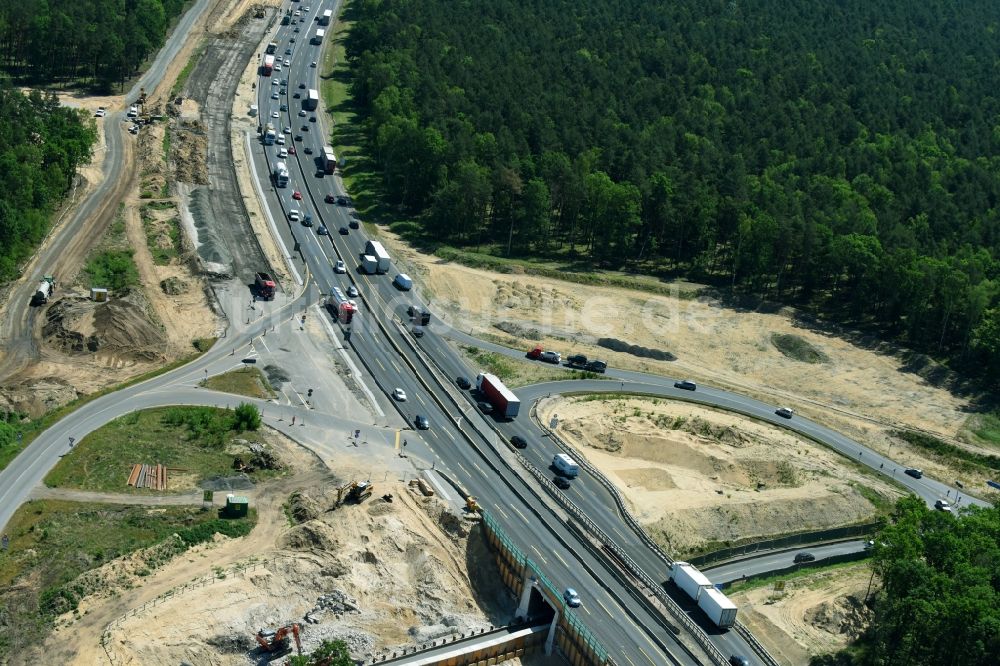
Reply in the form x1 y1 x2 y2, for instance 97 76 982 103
775 407 794 418
94 108 106 117
274 63 282 72
563 588 581 607
270 110 279 118
295 134 303 141
935 499 952 512
335 195 348 205
301 214 313 227
283 125 291 133
511 435 527 449
339 226 349 235
280 88 287 95
277 148 288 158
310 115 317 122
325 193 336 203
281 78 288 86
311 61 317 67
904 468 923 479
477 401 493 414
301 125 309 132
539 350 561 364
292 190 302 200
298 109 307 117
285 47 292 54
317 225 328 235
334 260 346 273
293 92 301 98
287 209 302 222
288 145 296 154
271 78 279 86
456 376 471 390
280 103 288 111
794 552 816 563
674 379 697 391
290 37 295 43
283 59 291 66
304 146 313 154
553 476 571 490
394 273 413 290
392 388 407 402
415 415 429 430
271 91 279 99
299 83 306 89
294 26 299 32
347 285 359 298
728 656 750 666
276 134 286 145
349 219 360 229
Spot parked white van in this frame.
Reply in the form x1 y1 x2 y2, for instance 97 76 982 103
552 453 579 478
393 273 413 290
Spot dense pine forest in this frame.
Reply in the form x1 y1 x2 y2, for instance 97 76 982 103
0 0 189 90
346 0 1000 377
0 86 97 279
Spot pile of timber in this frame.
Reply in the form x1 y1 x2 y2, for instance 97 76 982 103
128 463 167 490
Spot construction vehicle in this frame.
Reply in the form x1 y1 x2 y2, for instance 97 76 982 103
254 623 302 655
335 481 373 507
32 275 55 305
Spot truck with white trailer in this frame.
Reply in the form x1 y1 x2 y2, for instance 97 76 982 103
697 587 737 629
303 88 319 111
364 240 390 273
669 562 712 602
360 255 378 274
326 287 357 324
32 275 55 305
274 161 289 188
552 454 579 478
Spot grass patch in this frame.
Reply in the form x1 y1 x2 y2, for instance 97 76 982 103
891 429 1000 473
83 249 139 292
725 560 869 594
770 333 829 364
968 411 1000 448
141 204 182 266
162 126 171 162
44 405 273 493
202 367 275 399
193 337 217 352
851 481 895 513
0 499 255 654
171 42 206 98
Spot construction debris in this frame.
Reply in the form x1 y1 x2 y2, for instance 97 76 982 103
304 590 361 624
232 443 283 473
128 463 167 490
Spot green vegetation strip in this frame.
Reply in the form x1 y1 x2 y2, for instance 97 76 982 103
770 333 829 364
0 500 255 654
892 429 1000 472
45 405 268 493
171 42 207 98
202 367 275 400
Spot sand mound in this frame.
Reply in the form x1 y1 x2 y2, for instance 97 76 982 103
0 376 79 418
42 292 167 362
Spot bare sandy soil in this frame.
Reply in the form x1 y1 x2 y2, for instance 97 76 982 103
30 432 507 666
537 396 899 556
730 565 873 665
375 229 978 483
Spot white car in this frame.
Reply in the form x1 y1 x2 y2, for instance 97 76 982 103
274 63 282 72
288 209 302 222
277 147 288 158
94 109 106 117
276 134 286 145
283 126 292 134
271 91 279 99
563 588 581 608
392 388 407 402
270 111 279 118
310 61 317 68
271 78 279 86
283 59 291 66
334 260 346 274
935 499 953 513
298 109 307 117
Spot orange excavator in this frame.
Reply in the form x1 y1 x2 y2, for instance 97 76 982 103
254 623 303 656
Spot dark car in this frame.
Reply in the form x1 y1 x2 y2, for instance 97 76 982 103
456 376 471 390
304 146 313 154
511 435 528 449
299 82 306 89
415 415 429 430
584 360 607 373
325 193 336 203
302 124 309 132
728 657 750 666
553 476 571 489
336 195 348 205
794 552 816 563
295 134 303 141
904 468 924 479
566 354 587 367
293 92 301 98
317 225 328 235
349 219 360 229
477 401 493 414
310 115 317 122
674 379 697 391
339 226 349 235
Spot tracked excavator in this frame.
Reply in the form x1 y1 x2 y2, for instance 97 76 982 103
254 623 303 656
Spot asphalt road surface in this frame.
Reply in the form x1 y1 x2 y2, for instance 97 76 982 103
706 541 870 585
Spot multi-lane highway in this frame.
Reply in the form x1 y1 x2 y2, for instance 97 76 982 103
1 2 984 666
